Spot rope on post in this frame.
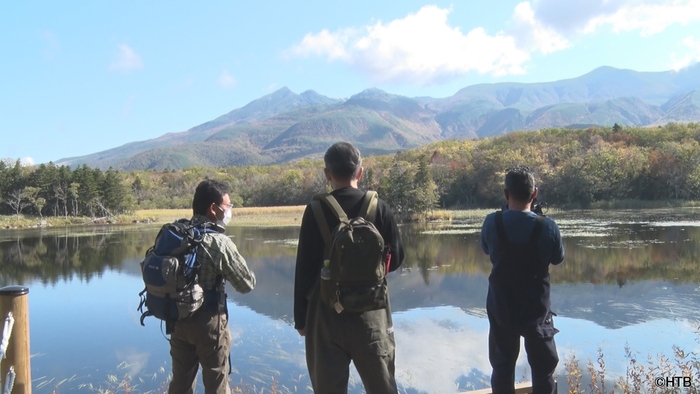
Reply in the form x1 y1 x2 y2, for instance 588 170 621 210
0 286 28 394
0 312 14 360
2 366 15 394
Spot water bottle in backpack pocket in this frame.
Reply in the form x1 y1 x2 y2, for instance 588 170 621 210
140 252 204 323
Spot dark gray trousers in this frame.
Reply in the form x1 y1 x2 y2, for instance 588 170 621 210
487 308 559 394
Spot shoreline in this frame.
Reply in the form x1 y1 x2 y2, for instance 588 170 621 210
0 206 308 230
2 201 699 231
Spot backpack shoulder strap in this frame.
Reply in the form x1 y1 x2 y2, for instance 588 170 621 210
314 193 348 222
360 191 378 222
194 221 225 237
495 211 544 246
311 193 348 260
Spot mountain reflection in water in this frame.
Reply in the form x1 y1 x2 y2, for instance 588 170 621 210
1 208 700 393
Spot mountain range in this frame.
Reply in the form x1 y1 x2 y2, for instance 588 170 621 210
55 64 700 170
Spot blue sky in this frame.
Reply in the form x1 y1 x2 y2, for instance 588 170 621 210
2 0 700 165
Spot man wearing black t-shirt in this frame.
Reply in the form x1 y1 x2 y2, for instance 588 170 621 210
294 142 405 393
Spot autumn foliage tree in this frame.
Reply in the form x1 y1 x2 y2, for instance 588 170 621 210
2 122 700 218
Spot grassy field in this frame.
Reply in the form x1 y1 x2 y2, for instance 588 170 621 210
0 206 468 229
133 206 308 227
0 207 550 230
3 198 700 230
0 206 309 229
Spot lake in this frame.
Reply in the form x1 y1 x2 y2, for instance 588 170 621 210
2 208 700 393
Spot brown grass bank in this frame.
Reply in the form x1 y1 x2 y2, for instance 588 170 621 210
0 206 308 230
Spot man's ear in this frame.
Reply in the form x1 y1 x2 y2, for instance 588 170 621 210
323 168 332 182
531 187 539 201
503 189 509 201
207 202 219 222
356 167 363 181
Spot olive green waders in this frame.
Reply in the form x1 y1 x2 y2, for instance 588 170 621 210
305 286 397 394
169 310 232 394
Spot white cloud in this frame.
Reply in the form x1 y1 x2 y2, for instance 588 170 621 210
289 1 700 84
109 44 144 72
528 0 700 37
671 36 700 70
583 0 700 36
511 2 570 54
20 157 34 166
395 316 493 393
219 70 237 88
525 0 626 34
290 5 531 84
293 29 351 61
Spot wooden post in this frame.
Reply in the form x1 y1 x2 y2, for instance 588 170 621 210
0 286 31 394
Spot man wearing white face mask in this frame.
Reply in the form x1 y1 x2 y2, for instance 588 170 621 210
169 179 256 394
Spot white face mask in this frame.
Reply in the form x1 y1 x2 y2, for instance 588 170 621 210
217 206 232 227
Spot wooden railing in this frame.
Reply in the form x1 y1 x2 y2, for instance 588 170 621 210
459 381 554 393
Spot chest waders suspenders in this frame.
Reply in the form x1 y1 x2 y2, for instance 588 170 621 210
494 211 545 276
491 211 546 327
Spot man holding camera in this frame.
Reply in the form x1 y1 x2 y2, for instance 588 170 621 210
480 166 565 394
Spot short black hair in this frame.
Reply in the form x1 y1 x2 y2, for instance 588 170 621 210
192 179 230 216
505 166 536 202
324 142 362 180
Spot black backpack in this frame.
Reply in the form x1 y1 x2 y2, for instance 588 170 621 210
311 191 390 313
137 219 220 333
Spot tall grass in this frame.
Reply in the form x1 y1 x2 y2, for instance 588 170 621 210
564 333 700 394
126 206 306 227
0 206 308 229
230 206 305 227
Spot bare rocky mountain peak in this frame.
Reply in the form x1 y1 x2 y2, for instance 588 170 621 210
55 64 700 170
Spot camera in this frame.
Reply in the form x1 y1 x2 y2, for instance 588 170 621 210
531 198 548 216
501 197 548 216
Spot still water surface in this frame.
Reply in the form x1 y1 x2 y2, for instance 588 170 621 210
2 208 700 393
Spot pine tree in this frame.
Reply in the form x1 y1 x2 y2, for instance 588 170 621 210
412 155 438 217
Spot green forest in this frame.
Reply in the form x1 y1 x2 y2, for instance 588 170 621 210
2 122 700 219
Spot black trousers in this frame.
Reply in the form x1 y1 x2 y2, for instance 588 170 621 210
487 308 559 394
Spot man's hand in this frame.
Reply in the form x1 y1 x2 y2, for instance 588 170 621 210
297 328 306 337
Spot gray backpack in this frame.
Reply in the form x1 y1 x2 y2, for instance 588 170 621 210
311 191 390 313
137 219 218 333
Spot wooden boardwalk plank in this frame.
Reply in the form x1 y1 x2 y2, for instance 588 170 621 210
459 381 534 394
